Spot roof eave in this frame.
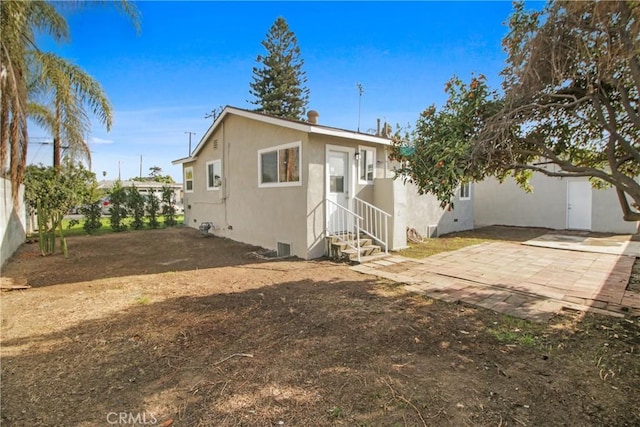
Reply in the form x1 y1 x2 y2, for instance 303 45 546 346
172 156 197 165
309 127 391 145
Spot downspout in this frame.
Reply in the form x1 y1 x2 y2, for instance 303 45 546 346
222 120 229 228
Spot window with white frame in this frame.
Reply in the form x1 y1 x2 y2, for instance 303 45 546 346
258 141 301 187
206 160 222 190
459 182 471 200
359 146 375 184
184 167 194 193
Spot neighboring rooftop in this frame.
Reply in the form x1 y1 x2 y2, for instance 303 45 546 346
97 180 182 189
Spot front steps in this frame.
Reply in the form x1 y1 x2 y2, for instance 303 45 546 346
327 234 387 263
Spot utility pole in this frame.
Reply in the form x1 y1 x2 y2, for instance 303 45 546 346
139 155 143 178
356 83 364 132
185 131 196 156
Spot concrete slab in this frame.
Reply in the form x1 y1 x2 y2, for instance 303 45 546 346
524 233 640 257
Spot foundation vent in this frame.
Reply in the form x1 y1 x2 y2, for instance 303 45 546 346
277 242 291 257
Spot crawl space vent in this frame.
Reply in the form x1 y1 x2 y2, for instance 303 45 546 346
277 242 291 257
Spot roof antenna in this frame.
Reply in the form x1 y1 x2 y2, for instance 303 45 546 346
356 82 364 132
205 106 223 122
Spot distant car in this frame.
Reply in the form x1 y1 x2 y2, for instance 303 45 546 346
101 197 111 215
67 206 81 215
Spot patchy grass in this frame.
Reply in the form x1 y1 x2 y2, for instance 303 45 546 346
399 225 550 259
487 315 547 348
134 295 151 305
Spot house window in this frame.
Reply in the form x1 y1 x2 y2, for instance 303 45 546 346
359 146 375 184
184 167 194 193
258 141 302 187
206 160 222 190
460 182 471 200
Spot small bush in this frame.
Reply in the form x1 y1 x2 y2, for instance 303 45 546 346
80 201 103 234
161 185 177 227
127 186 146 230
146 191 161 229
109 182 128 232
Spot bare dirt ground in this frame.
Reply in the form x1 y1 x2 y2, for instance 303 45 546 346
1 227 639 426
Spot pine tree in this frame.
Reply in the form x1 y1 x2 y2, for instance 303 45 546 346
249 17 310 120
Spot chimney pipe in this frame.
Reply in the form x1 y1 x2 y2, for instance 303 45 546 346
377 118 381 136
307 110 319 124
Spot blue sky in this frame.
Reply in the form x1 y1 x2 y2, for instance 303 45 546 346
29 1 523 182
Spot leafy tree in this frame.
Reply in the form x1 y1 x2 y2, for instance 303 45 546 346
392 1 640 221
132 174 175 184
161 185 177 227
127 186 146 230
249 17 310 120
24 163 96 255
108 181 128 232
146 191 161 229
149 166 162 178
390 75 501 209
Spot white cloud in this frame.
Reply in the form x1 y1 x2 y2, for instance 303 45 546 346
91 137 114 145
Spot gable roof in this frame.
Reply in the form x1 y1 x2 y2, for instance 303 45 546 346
172 106 392 165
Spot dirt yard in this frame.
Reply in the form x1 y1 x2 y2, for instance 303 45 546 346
1 227 639 426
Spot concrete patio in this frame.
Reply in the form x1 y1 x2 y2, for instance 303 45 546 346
352 241 640 322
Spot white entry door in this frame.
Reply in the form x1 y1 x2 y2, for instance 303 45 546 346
567 180 592 230
327 147 353 233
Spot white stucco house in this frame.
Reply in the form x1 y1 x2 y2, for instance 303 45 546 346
172 106 473 260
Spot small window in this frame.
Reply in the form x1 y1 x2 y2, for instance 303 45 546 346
206 160 222 190
184 167 194 193
358 146 375 184
258 141 302 187
460 182 471 200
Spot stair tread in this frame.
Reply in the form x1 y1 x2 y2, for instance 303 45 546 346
331 239 372 249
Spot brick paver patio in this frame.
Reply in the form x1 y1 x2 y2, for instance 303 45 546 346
351 242 639 322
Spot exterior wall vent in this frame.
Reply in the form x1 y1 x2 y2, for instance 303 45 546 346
213 139 219 150
277 242 291 257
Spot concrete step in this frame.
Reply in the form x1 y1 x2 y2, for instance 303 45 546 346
330 238 372 251
342 245 382 261
358 252 392 264
326 234 385 263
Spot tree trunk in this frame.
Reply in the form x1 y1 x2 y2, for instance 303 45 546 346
53 98 61 169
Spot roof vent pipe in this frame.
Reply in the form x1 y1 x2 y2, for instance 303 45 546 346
377 118 381 136
307 110 319 124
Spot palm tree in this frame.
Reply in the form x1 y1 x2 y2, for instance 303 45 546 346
1 1 68 202
30 51 113 168
0 0 139 204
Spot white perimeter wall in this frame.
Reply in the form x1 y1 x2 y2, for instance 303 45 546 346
474 175 638 234
1 178 26 267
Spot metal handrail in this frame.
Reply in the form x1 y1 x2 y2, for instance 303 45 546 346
325 199 363 262
353 197 391 253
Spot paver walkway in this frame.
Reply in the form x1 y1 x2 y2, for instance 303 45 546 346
351 242 639 322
